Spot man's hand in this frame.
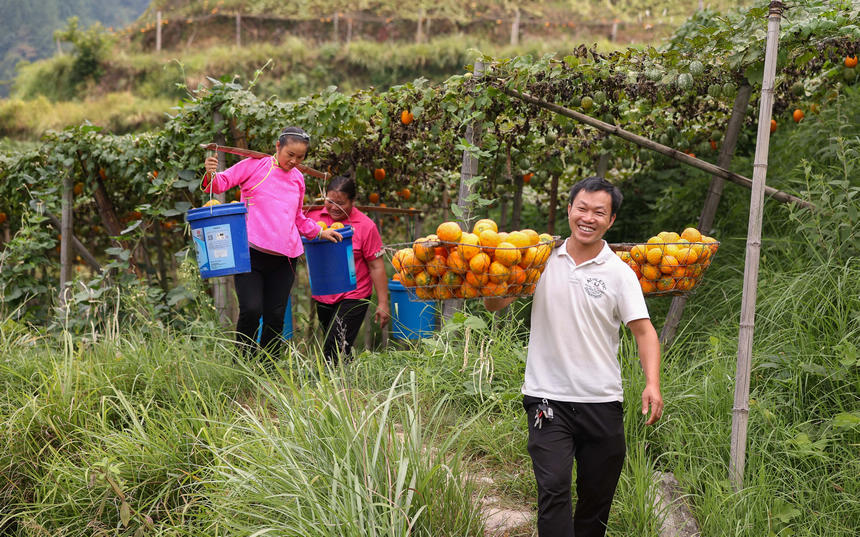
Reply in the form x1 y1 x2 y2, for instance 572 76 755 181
641 384 663 425
627 318 662 425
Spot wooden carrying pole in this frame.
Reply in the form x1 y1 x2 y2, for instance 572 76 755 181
730 0 784 491
497 86 813 210
199 144 330 181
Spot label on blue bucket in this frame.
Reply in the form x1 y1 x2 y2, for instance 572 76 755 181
192 228 209 270
346 242 356 285
203 224 236 271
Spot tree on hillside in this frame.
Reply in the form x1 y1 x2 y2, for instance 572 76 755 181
53 17 115 87
0 0 148 97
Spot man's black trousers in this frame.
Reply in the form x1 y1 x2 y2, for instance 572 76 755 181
523 395 626 537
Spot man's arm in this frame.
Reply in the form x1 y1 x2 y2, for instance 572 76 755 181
627 318 663 425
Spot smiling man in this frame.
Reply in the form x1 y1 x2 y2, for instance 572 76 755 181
485 176 663 537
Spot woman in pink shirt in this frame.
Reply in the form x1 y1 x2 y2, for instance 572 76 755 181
305 176 390 363
203 126 341 355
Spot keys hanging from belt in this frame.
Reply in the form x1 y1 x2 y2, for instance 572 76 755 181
534 398 554 429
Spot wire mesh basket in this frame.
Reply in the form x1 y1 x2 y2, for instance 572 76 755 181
386 236 559 301
611 239 721 297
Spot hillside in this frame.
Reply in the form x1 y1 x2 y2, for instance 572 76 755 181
0 0 149 97
1 0 756 101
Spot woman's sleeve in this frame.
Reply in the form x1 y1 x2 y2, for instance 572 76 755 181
202 158 254 194
294 175 320 239
363 220 384 261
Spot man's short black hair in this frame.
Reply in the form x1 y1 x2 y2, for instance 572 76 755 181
568 176 623 216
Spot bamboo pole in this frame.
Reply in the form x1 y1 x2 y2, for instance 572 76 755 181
59 173 73 305
660 82 753 345
730 0 784 492
496 86 813 210
443 60 485 321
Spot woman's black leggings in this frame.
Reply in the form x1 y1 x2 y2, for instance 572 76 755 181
234 248 297 354
314 298 370 363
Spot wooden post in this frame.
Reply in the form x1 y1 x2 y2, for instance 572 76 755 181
425 17 431 39
346 15 353 44
443 60 485 320
154 224 168 292
59 173 73 305
510 8 520 46
547 172 560 235
660 83 752 345
47 212 100 271
512 170 523 230
596 152 609 178
416 8 424 43
700 83 753 233
363 306 373 350
610 19 619 42
500 147 512 230
236 12 241 47
56 38 62 56
730 0 784 492
455 60 485 233
211 111 238 328
496 86 812 209
333 12 339 42
156 11 162 53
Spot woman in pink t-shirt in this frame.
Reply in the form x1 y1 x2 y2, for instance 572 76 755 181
305 176 390 362
203 127 341 355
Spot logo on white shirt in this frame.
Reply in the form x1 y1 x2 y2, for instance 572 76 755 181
584 277 607 298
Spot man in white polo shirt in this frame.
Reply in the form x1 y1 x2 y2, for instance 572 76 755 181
485 176 662 537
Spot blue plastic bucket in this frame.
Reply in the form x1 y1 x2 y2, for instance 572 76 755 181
301 225 357 295
389 280 438 339
256 295 293 342
186 203 251 279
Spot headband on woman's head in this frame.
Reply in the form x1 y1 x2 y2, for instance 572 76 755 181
279 127 310 144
